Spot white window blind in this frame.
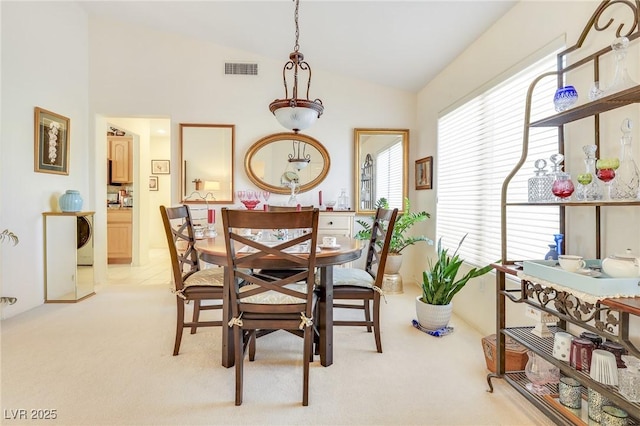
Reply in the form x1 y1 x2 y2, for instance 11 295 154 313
436 52 561 265
376 140 403 208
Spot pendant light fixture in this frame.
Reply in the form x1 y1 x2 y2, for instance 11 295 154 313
288 139 311 170
269 0 324 133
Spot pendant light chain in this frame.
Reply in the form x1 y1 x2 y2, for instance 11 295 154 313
294 0 300 53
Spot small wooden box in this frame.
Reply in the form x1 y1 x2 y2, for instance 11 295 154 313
482 334 529 373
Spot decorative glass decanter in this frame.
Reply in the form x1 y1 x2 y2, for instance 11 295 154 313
610 118 640 200
575 145 603 201
552 171 575 201
603 37 637 96
337 188 349 210
528 159 554 202
544 244 558 260
524 351 560 395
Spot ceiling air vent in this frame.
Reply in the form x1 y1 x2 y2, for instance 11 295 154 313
225 62 258 76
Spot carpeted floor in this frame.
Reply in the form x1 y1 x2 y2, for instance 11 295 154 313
1 250 553 425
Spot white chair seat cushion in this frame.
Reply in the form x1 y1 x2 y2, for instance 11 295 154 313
184 268 224 287
240 282 309 304
332 268 374 288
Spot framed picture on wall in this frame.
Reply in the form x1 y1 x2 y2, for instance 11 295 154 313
34 107 70 175
415 156 433 190
151 159 170 174
149 176 159 191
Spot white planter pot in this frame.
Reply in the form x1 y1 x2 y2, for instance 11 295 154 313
384 254 403 274
415 296 452 331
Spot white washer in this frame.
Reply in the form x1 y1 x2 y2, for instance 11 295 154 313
77 215 94 266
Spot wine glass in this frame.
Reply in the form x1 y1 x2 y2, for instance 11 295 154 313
261 190 271 207
596 158 620 199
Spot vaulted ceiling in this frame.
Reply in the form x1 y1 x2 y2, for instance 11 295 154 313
79 1 517 93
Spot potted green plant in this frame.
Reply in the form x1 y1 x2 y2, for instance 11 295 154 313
417 234 494 330
355 198 431 293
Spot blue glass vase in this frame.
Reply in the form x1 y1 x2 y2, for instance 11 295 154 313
544 244 558 260
59 190 83 212
553 85 578 112
553 233 564 256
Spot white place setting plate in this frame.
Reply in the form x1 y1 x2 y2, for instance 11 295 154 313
319 244 341 249
576 268 602 277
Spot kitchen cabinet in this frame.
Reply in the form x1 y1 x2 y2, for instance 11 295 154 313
107 208 132 264
109 136 133 183
43 212 95 302
318 211 354 237
489 2 640 424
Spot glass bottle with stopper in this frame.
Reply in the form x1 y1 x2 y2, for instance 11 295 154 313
528 159 554 203
549 154 574 201
610 118 640 200
575 145 603 201
603 37 637 96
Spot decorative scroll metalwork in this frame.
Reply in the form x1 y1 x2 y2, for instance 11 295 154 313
523 280 620 335
574 0 640 49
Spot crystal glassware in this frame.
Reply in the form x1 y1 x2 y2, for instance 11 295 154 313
589 81 604 101
603 36 637 96
524 351 560 395
553 85 578 112
261 190 271 205
610 118 640 200
596 158 620 200
528 159 553 202
238 190 260 210
575 145 603 201
552 172 575 201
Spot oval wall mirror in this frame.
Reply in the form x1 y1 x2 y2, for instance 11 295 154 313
245 132 330 195
354 128 408 214
180 123 235 204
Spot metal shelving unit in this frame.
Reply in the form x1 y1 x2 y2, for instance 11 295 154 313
489 1 640 423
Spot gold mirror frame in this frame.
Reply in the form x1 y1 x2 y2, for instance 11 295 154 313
245 132 330 195
354 128 409 214
180 123 235 204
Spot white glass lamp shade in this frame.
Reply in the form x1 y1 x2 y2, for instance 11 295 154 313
289 159 310 170
273 106 319 132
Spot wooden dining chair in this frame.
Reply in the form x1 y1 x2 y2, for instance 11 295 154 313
221 207 320 406
160 205 225 356
260 205 315 278
331 207 398 353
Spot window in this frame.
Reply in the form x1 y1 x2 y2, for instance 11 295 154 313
436 51 561 265
375 139 403 207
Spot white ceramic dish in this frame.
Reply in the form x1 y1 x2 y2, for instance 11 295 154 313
576 268 602 277
319 244 340 249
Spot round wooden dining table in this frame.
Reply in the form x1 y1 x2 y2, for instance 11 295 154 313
195 235 363 368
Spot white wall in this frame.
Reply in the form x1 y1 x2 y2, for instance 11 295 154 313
412 0 640 336
1 2 90 318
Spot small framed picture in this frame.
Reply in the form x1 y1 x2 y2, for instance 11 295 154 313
149 176 159 191
151 159 170 174
34 107 70 175
415 156 433 190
